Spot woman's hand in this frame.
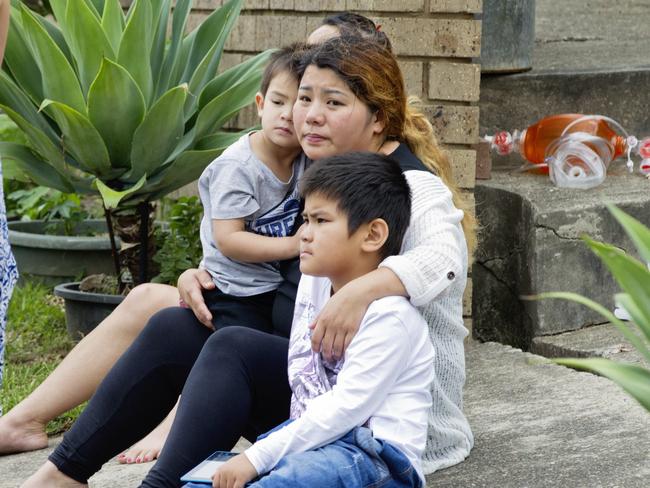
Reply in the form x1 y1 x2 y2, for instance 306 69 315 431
311 268 408 361
177 268 215 328
211 453 257 488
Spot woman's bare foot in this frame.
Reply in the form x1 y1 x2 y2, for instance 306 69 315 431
117 400 177 464
0 413 49 454
20 460 87 488
117 423 167 464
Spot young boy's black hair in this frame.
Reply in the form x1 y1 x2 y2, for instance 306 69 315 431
259 43 306 95
299 152 411 259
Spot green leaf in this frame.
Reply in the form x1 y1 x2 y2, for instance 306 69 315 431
101 0 125 54
0 142 73 192
144 147 228 201
615 293 650 346
88 0 105 16
535 291 650 365
20 5 86 114
4 10 44 105
87 58 146 169
65 0 116 94
130 84 188 181
553 357 650 411
39 99 112 176
185 0 242 104
585 237 650 345
608 204 650 265
0 105 67 174
197 50 272 110
117 0 153 105
194 130 247 151
95 174 147 209
0 71 56 143
194 75 261 140
149 0 171 91
156 0 191 95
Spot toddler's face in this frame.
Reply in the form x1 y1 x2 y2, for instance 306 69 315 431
257 70 300 150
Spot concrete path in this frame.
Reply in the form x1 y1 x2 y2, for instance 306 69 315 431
2 340 648 487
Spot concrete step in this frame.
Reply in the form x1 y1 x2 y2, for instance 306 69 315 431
473 169 650 349
2 342 648 487
429 341 649 487
531 322 648 368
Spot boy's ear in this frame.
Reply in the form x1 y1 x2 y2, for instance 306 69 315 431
255 92 265 117
360 218 389 254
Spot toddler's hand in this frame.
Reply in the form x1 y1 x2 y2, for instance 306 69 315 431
212 453 257 488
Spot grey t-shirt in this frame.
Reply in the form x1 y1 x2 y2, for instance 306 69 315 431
198 133 306 297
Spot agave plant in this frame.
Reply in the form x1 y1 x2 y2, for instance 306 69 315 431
0 0 269 285
537 205 650 412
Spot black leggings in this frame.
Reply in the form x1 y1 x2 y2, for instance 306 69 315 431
49 307 291 487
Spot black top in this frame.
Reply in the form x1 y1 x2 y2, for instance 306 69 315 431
272 144 429 337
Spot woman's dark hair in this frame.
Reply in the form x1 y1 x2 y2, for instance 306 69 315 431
319 12 392 51
300 152 411 259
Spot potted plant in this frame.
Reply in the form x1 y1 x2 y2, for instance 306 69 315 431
0 0 268 337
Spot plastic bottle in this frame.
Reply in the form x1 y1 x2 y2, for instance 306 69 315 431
484 114 636 189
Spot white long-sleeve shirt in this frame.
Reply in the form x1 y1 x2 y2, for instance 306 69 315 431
245 275 435 483
380 169 474 473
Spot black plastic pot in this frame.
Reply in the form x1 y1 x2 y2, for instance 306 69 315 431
54 282 125 340
8 219 118 285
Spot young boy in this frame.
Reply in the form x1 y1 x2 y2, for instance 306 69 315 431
196 44 306 331
210 152 434 488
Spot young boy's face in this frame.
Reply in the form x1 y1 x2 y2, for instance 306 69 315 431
256 70 300 151
299 192 365 280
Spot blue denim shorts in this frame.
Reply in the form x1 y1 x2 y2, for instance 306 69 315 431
183 425 421 488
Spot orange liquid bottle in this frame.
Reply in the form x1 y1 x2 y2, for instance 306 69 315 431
486 114 628 172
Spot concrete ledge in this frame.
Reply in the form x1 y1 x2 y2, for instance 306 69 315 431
429 341 650 487
531 322 648 368
2 342 648 487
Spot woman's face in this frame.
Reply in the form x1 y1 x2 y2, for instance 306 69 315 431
293 66 385 160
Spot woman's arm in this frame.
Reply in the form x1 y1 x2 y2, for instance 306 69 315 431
310 171 466 360
213 219 300 263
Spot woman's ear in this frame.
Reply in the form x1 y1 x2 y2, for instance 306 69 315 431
361 218 389 254
255 92 265 117
371 110 387 136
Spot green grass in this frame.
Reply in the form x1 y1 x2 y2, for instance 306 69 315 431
2 282 85 435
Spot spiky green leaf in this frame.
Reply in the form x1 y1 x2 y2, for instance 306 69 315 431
130 84 188 181
0 142 72 192
536 291 650 364
101 0 125 54
198 50 272 110
156 0 191 94
195 75 262 140
608 204 650 265
117 0 153 105
20 5 86 114
4 10 44 104
87 58 146 169
95 174 147 209
40 99 112 176
585 237 650 344
65 0 116 94
185 0 242 106
553 358 650 411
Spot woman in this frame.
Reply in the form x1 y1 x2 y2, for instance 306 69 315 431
22 36 475 488
0 12 388 461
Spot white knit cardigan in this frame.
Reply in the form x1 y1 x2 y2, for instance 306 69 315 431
380 170 473 475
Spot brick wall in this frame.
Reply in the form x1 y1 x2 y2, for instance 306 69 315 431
187 0 482 324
